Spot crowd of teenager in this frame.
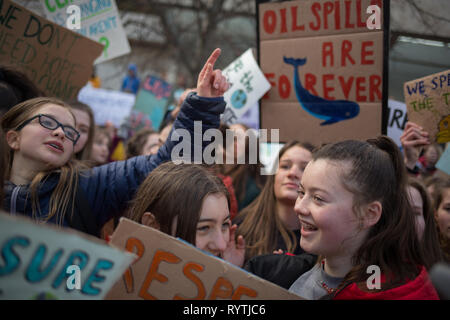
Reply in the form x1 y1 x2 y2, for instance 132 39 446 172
0 47 449 300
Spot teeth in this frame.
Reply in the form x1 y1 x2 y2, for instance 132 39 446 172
49 143 61 150
302 222 317 231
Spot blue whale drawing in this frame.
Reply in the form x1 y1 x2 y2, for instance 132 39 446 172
283 57 360 125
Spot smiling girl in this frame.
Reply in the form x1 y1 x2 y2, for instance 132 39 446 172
1 49 229 237
236 141 314 262
289 136 439 299
126 162 245 266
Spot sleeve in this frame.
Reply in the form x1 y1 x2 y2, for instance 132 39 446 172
80 92 225 227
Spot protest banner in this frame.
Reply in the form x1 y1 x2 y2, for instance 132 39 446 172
0 0 103 100
78 85 135 127
40 0 130 64
404 69 450 144
106 218 303 300
387 99 408 148
222 49 271 125
258 0 387 144
0 212 135 300
133 75 173 131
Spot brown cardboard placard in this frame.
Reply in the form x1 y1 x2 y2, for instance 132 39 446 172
106 218 303 300
404 69 450 143
259 0 386 143
0 0 103 100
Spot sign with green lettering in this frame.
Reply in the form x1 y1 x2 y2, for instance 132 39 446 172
0 212 135 300
0 0 103 100
40 0 130 64
404 69 450 143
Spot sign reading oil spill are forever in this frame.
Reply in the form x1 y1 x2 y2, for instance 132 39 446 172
259 0 385 144
404 69 450 144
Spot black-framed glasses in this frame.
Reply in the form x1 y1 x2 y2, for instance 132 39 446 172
16 114 80 144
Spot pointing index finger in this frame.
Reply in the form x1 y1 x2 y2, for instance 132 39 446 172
205 48 221 70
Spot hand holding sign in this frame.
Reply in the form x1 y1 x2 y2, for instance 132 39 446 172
400 121 430 170
197 48 229 98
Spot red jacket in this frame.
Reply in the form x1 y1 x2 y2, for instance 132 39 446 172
334 266 439 300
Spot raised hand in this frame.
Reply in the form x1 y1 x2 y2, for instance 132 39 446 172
196 48 229 98
400 121 430 169
223 224 246 268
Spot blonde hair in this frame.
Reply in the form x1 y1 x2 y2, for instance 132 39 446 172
1 97 82 225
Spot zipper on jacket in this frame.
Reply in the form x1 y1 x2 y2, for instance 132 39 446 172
10 186 21 216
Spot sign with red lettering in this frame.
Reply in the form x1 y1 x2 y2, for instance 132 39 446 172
0 0 103 100
258 0 387 144
404 69 450 143
105 218 303 300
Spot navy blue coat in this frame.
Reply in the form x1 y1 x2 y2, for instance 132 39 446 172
3 93 225 236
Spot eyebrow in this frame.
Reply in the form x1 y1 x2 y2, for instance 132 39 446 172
298 183 330 195
42 113 75 127
198 215 231 223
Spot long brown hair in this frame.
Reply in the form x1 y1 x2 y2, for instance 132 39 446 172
408 177 443 268
313 136 426 292
432 178 450 262
125 128 158 158
0 125 6 205
66 100 95 161
223 123 266 205
236 141 315 261
126 162 230 245
1 97 82 225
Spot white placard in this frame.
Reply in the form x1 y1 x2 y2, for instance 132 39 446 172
40 0 130 64
222 49 271 124
0 213 135 300
387 99 408 148
78 85 135 127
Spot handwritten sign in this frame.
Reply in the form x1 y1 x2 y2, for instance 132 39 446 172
259 0 385 144
105 218 302 300
0 213 134 300
0 0 103 100
78 85 135 127
133 75 173 131
40 0 130 64
387 99 408 148
222 49 271 124
404 69 450 143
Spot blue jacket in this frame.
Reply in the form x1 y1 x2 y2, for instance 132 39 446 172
121 64 140 94
3 93 225 236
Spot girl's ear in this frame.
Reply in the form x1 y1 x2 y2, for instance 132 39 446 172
6 130 20 150
141 212 160 230
363 201 382 229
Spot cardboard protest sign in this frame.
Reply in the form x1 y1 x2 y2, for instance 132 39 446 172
40 0 130 64
106 218 303 300
133 75 173 131
387 99 408 148
222 49 271 124
404 69 450 143
0 0 103 100
0 212 135 300
78 85 135 127
258 0 386 144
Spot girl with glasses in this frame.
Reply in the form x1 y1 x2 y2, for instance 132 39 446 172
1 48 229 237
